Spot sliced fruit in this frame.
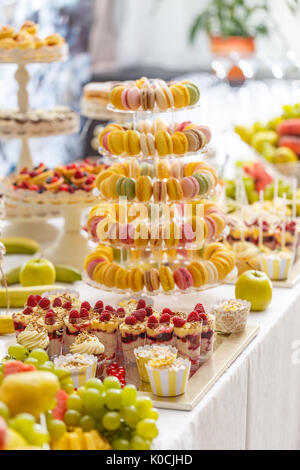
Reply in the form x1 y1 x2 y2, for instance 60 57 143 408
3 428 27 450
278 136 300 156
52 389 68 421
4 361 36 378
0 316 14 335
54 265 82 283
0 237 40 255
277 118 300 136
0 285 67 308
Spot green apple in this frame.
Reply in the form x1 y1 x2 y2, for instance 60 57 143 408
19 258 56 287
235 270 272 312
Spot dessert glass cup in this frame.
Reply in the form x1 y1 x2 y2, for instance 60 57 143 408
134 344 177 383
62 322 90 354
46 326 64 360
212 299 250 334
92 327 118 363
146 323 174 347
120 323 146 364
200 315 215 363
174 319 203 373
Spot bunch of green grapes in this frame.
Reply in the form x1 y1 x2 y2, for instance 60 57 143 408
1 345 74 394
64 376 159 450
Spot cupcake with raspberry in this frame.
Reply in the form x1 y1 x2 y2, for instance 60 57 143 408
90 305 119 363
173 310 203 373
63 308 91 354
70 331 105 378
12 305 35 337
37 309 64 359
119 311 146 363
146 312 174 347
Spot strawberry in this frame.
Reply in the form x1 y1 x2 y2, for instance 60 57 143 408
125 315 137 325
133 309 146 322
173 317 186 328
99 312 111 322
39 297 50 310
137 299 146 309
187 311 199 322
160 313 171 324
27 295 37 307
69 310 80 324
63 301 72 310
194 303 205 314
162 308 174 316
45 310 55 325
23 306 33 315
81 301 91 310
147 315 158 327
53 297 62 308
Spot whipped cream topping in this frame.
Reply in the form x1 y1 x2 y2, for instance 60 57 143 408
17 323 49 350
70 332 104 355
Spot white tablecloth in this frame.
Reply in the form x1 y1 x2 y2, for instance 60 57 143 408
1 255 300 450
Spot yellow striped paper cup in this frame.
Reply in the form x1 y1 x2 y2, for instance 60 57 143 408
145 358 190 397
259 254 292 281
54 354 97 388
134 345 177 383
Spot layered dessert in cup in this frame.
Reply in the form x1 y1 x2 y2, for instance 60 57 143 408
70 332 106 378
12 306 35 337
63 308 91 354
37 309 64 359
134 344 177 382
173 310 203 373
199 312 215 363
146 356 191 397
259 249 293 281
17 322 49 353
54 353 97 388
91 306 119 363
211 299 250 334
146 312 174 347
119 312 146 364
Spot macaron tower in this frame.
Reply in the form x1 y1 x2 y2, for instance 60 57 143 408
84 76 235 296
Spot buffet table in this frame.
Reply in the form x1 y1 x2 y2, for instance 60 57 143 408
1 251 300 451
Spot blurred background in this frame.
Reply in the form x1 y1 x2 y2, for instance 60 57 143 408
1 0 300 172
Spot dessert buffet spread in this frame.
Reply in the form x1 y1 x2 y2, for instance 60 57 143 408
0 21 68 62
0 107 79 138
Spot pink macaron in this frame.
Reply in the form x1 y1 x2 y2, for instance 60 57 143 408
180 176 199 198
121 86 140 110
204 216 215 240
194 125 211 144
180 223 195 243
173 267 194 290
86 258 106 279
90 217 105 239
102 133 110 151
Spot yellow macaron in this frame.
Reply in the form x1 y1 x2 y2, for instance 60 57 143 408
128 267 144 292
123 130 141 156
107 131 125 155
159 266 174 291
166 177 183 201
110 85 126 109
115 267 129 290
136 176 153 202
172 132 188 155
169 84 190 108
155 131 173 156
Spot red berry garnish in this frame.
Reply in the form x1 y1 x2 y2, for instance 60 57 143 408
99 312 111 322
160 313 171 324
23 307 33 315
35 295 42 302
69 310 80 324
116 307 125 317
145 306 153 316
63 301 72 310
133 309 146 322
45 309 55 325
199 313 208 323
74 170 83 179
173 317 186 328
137 299 146 309
59 184 69 192
53 297 62 308
147 315 158 327
39 297 50 310
187 311 199 322
81 301 91 310
111 362 119 368
80 308 89 319
125 315 137 326
105 305 115 312
27 295 37 307
194 303 205 314
162 308 174 316
94 300 104 310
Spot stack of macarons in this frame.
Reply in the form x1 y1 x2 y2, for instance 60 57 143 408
87 200 226 247
95 160 217 202
84 242 235 294
99 120 210 158
109 77 200 112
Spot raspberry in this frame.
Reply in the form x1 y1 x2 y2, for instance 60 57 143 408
105 305 115 312
173 317 186 328
160 313 171 324
35 295 42 303
27 295 37 307
125 315 137 325
39 297 50 310
162 308 174 316
69 310 80 323
99 312 111 322
63 301 72 310
199 313 208 323
80 308 89 319
136 299 146 309
187 311 199 322
23 307 33 315
94 300 104 310
81 301 91 310
59 184 69 192
145 306 153 316
147 315 158 327
53 297 62 308
116 307 125 317
45 309 55 325
74 170 83 179
194 303 205 314
133 309 146 322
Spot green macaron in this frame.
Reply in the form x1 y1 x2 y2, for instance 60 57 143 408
183 82 200 106
193 173 208 195
117 177 136 201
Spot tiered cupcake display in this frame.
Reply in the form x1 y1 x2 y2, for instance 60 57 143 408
0 21 79 170
84 77 235 295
